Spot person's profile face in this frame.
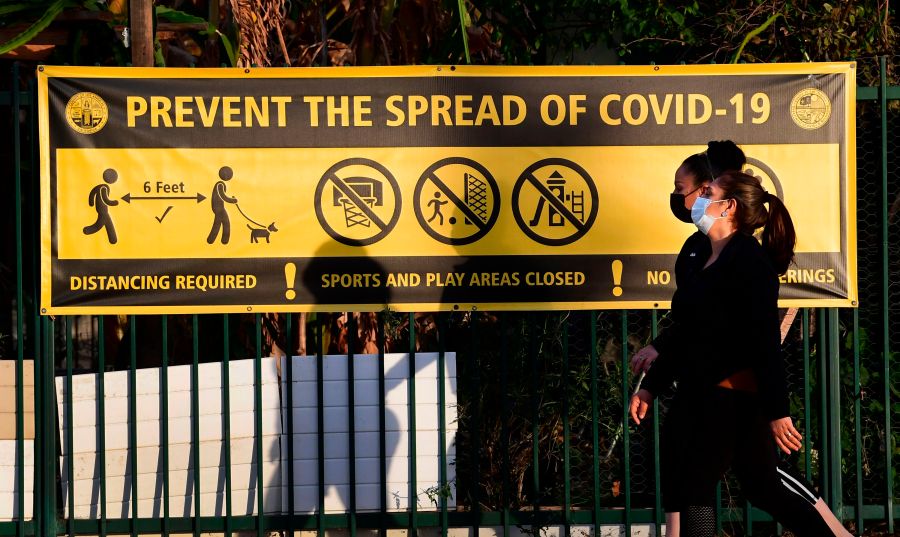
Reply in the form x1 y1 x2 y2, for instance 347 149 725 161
702 181 727 201
674 165 704 209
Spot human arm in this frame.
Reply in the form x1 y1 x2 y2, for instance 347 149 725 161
100 185 118 206
629 388 654 425
743 259 790 421
217 182 238 203
640 311 684 396
770 416 803 454
639 349 678 398
649 322 679 359
630 344 658 373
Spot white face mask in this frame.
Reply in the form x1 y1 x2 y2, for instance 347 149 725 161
691 197 730 235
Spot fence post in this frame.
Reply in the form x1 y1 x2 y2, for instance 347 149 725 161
41 317 57 536
879 54 895 532
10 59 26 537
130 0 154 67
827 308 843 517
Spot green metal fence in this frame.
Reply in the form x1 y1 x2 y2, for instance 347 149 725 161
2 58 899 536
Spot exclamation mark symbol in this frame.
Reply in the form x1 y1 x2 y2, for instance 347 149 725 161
612 260 623 297
285 262 297 300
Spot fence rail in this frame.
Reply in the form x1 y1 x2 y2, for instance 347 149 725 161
2 58 899 536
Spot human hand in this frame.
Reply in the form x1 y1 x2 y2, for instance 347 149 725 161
770 417 803 454
629 389 654 425
630 345 659 374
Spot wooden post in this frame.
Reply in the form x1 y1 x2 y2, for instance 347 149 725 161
130 0 153 66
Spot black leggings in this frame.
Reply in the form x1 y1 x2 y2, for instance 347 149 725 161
660 386 836 536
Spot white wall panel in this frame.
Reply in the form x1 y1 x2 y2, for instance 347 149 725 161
56 358 282 518
281 353 457 514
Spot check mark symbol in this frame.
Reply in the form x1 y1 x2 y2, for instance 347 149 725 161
156 206 173 223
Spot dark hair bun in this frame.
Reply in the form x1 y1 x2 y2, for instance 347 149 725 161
707 140 747 177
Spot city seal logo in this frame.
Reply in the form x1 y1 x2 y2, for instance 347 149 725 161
65 92 108 134
790 88 831 130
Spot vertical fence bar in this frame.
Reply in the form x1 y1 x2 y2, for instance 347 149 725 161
818 308 829 500
715 484 722 535
590 312 601 534
27 76 40 537
470 311 481 531
27 74 41 532
530 313 541 527
500 313 511 537
562 315 571 537
99 318 108 537
191 316 201 536
315 317 325 536
528 313 541 520
347 314 358 537
222 315 233 537
254 314 265 536
40 317 55 537
650 310 662 536
161 316 170 537
853 309 863 534
129 317 138 534
65 318 75 537
286 313 296 533
33 324 41 537
11 61 25 537
21 68 36 533
33 318 42 537
437 313 449 537
15 343 23 537
803 309 812 482
407 313 418 534
827 309 843 516
621 311 631 535
879 54 894 533
377 313 388 537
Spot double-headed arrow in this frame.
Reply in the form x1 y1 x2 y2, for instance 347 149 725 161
121 192 207 203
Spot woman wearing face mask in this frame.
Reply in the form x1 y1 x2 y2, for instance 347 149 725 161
630 172 851 536
634 140 745 536
669 141 746 226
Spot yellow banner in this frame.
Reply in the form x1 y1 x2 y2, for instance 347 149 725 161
39 63 857 313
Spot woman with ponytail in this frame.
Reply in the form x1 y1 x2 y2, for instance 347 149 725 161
629 171 852 536
632 140 744 537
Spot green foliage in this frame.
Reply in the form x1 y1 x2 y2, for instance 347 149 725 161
460 0 897 83
450 312 641 510
0 0 72 55
155 5 236 67
2 0 896 80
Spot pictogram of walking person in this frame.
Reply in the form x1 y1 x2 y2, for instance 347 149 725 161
83 168 119 244
207 166 238 244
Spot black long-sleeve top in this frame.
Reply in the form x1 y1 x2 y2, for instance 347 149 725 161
642 230 790 421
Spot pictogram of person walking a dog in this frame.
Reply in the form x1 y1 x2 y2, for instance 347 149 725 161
206 166 278 245
82 165 277 246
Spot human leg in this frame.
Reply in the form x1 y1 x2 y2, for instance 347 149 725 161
84 214 103 234
221 214 230 244
102 213 117 244
207 217 222 244
666 389 738 536
664 512 679 537
682 505 716 537
732 397 852 536
660 396 684 537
